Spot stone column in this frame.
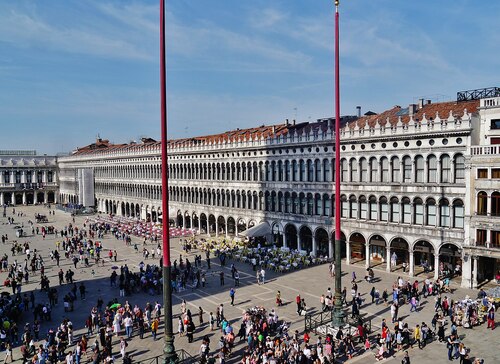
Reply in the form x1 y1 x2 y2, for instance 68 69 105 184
346 242 351 265
312 235 317 257
365 242 370 268
43 171 47 183
215 220 219 237
22 192 26 205
386 247 391 272
44 192 48 204
34 193 38 205
434 253 440 280
297 234 302 251
328 236 333 259
472 256 478 289
409 250 414 277
283 232 288 249
487 195 492 216
0 193 3 206
21 171 26 184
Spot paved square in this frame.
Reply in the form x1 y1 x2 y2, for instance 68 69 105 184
0 206 498 363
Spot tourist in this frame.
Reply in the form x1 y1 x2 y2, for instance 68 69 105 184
229 288 235 306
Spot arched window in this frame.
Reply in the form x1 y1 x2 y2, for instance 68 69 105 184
414 198 424 224
307 160 314 182
277 192 283 212
370 157 378 182
285 161 290 181
359 195 368 219
307 193 314 215
341 195 348 217
441 155 451 183
453 199 464 228
299 193 306 214
402 197 411 223
402 156 412 182
390 197 399 222
391 157 400 182
427 155 437 183
454 154 465 183
315 159 322 182
350 158 358 182
315 194 322 215
278 161 283 181
492 192 500 216
426 198 437 225
300 160 306 182
285 192 291 213
292 160 298 181
292 193 299 214
415 155 424 182
323 194 331 216
439 199 450 227
341 159 348 182
381 157 389 182
323 159 331 182
379 196 388 221
360 158 368 182
369 195 377 220
349 195 358 219
477 191 487 215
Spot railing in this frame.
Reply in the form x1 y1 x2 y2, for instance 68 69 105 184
304 310 334 333
135 350 197 364
471 145 499 156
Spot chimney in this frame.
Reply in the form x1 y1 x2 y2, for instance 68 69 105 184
409 104 417 117
426 99 432 105
356 106 361 118
418 98 425 109
292 119 296 126
285 118 289 126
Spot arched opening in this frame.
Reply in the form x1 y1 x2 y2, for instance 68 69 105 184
37 192 45 204
151 209 157 222
208 214 216 235
389 237 409 271
237 219 247 235
135 204 140 218
413 240 435 274
438 243 461 278
217 216 226 235
26 193 34 205
176 211 183 227
285 224 298 250
369 235 387 266
315 228 329 257
227 217 236 236
349 232 365 263
299 226 313 254
200 213 208 234
4 193 12 205
272 222 283 247
192 213 199 229
15 194 23 205
184 212 191 228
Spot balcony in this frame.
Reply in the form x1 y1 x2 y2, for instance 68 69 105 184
471 145 499 156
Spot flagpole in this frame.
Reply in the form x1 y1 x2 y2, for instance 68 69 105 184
160 0 177 362
333 0 346 328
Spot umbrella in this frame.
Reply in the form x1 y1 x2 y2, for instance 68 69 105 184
109 303 121 310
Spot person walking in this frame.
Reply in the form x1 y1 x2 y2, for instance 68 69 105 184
401 350 410 364
487 307 495 329
119 338 128 359
219 271 225 286
296 295 301 314
229 288 235 306
412 324 422 349
260 268 266 285
151 318 159 341
447 334 456 361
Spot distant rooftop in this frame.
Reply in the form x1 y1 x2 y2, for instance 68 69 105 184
0 150 37 156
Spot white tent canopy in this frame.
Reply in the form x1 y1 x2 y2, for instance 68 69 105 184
241 221 271 238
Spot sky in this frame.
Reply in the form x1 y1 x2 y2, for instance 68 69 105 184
0 0 499 155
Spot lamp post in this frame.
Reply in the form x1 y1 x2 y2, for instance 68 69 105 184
333 0 346 328
159 0 177 362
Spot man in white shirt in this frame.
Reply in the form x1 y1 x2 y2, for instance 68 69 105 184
260 268 266 284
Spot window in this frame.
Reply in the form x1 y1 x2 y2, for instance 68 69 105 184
15 171 21 184
390 197 399 222
440 199 450 227
300 194 306 214
349 195 358 219
292 194 299 214
271 162 276 181
307 194 314 215
441 155 451 183
278 161 283 181
490 119 500 130
359 196 368 219
307 160 314 182
453 200 464 228
4 172 9 183
402 156 412 182
315 194 322 215
315 160 322 182
477 192 487 215
360 158 368 182
492 169 500 178
277 193 283 212
476 229 487 246
266 163 271 181
299 160 306 182
454 154 465 183
402 197 411 223
285 193 291 213
428 155 437 183
341 159 348 182
492 192 500 216
478 169 488 178
285 161 290 181
324 195 331 216
370 158 378 182
415 156 424 182
414 198 424 224
381 157 389 182
323 159 331 182
26 171 32 183
341 195 348 218
391 157 400 182
427 199 436 226
292 161 298 181
492 231 500 248
350 158 358 182
380 197 388 221
369 196 377 220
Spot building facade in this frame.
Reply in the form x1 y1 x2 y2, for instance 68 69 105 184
56 91 500 288
0 150 58 206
